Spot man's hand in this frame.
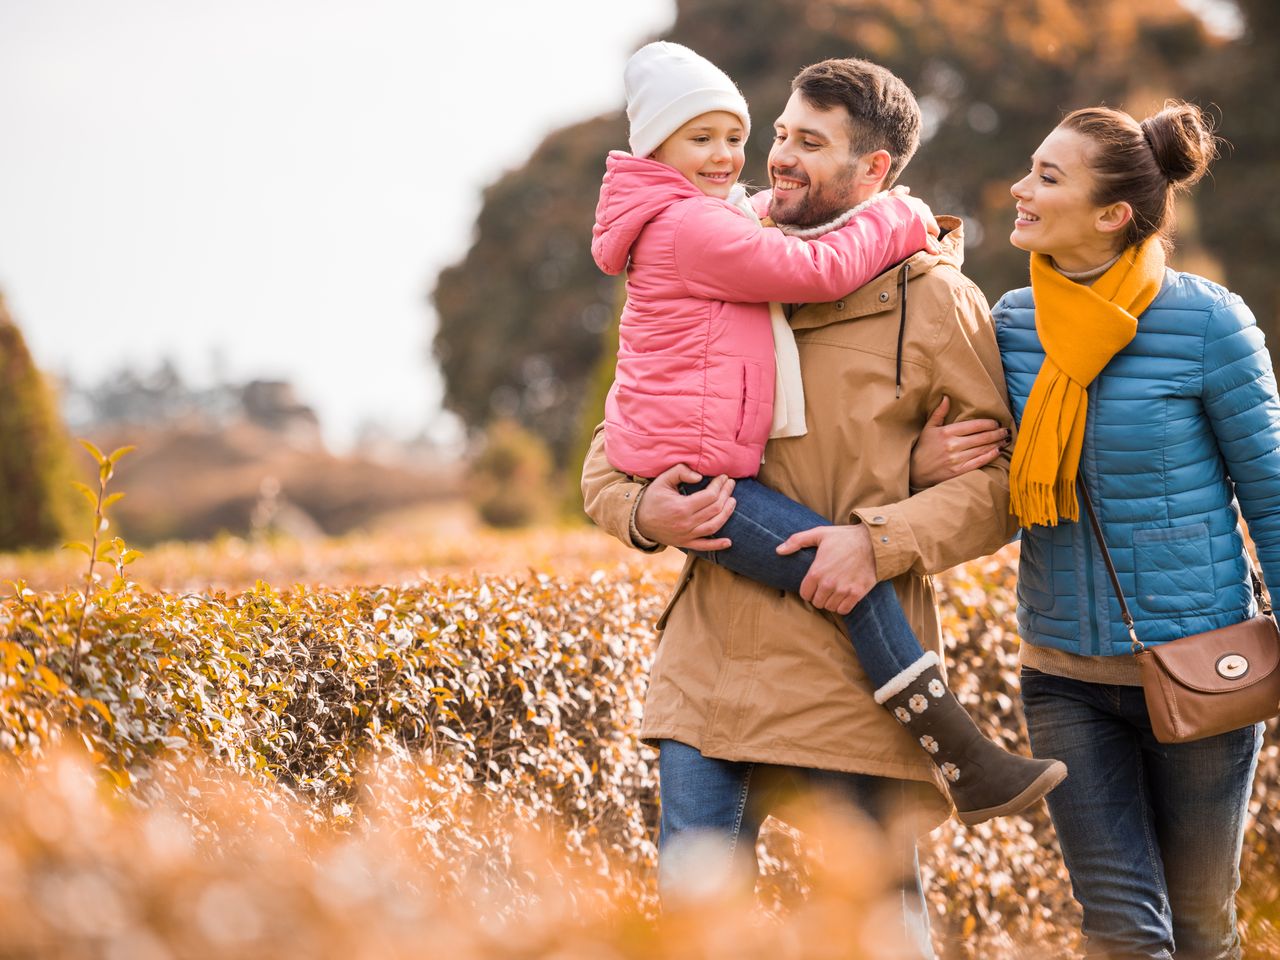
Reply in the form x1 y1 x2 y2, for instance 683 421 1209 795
909 396 1009 489
635 464 736 550
775 524 876 614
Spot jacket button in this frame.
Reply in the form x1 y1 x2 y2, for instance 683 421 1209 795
879 291 890 303
881 536 890 543
870 515 887 525
835 300 846 310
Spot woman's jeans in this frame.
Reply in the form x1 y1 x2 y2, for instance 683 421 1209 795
682 477 925 688
1020 668 1262 960
657 738 936 958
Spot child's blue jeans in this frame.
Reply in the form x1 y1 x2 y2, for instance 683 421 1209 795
680 476 925 688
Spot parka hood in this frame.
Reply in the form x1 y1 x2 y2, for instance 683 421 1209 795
788 216 968 334
591 151 709 275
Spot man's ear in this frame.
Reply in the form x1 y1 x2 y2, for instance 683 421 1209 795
860 150 894 187
1096 201 1133 237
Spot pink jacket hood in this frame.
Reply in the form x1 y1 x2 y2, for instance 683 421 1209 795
592 151 726 276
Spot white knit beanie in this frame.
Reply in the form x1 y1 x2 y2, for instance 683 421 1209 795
624 42 751 159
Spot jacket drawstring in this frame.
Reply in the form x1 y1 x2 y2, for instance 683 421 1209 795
895 263 910 399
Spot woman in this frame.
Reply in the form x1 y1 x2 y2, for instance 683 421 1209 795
917 101 1276 958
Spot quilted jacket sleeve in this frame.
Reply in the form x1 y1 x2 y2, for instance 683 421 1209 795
673 196 928 305
1201 294 1280 593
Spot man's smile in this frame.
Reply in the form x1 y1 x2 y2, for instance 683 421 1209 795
772 173 809 193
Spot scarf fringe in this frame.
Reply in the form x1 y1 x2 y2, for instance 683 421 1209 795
1009 478 1081 528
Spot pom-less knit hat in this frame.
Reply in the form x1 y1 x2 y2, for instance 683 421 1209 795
624 42 751 159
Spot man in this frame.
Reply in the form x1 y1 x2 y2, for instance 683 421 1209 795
582 57 1013 949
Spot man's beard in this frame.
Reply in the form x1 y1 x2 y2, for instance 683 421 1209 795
767 162 860 228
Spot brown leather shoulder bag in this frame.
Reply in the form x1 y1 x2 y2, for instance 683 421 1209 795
1077 480 1280 744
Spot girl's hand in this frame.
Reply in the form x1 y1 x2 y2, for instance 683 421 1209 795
889 186 941 253
910 396 1010 489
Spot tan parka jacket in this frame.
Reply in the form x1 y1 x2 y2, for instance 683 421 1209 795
581 218 1014 821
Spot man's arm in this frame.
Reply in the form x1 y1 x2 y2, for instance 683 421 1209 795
776 281 1013 610
849 281 1015 580
580 423 737 551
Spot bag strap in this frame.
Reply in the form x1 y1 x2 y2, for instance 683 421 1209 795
1075 478 1143 652
1075 477 1273 652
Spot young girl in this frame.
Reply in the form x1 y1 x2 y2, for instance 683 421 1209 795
592 41 1065 825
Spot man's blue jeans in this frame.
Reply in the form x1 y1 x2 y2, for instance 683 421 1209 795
682 477 925 688
1020 668 1262 960
657 738 936 958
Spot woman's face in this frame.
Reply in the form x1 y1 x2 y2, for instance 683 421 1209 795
1009 126 1125 271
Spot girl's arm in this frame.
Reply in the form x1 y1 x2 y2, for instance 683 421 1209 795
673 194 932 305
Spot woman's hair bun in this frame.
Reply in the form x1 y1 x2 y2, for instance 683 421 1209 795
1139 101 1217 187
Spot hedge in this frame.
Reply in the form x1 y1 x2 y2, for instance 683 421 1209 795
1 558 1278 957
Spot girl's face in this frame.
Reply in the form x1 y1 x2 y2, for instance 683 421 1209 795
651 111 746 200
1009 126 1128 272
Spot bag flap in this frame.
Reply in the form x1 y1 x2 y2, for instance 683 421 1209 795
1145 615 1280 694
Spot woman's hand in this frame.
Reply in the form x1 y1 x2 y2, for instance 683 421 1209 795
910 396 1010 489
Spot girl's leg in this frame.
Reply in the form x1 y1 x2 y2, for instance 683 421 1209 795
683 477 1066 824
682 476 920 686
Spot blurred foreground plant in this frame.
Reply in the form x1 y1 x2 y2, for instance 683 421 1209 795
64 440 139 683
1 557 1277 957
0 747 942 960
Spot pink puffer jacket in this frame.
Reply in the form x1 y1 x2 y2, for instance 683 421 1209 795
593 151 928 478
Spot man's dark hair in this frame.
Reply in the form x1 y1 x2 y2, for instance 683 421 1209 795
791 59 921 187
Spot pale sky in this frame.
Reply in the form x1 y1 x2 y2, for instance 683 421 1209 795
0 0 676 449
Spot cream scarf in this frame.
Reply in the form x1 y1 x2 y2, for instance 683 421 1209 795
730 185 806 438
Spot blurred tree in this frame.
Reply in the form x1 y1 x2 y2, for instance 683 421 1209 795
0 294 82 550
467 418 555 529
561 281 624 518
1187 0 1280 341
432 117 627 466
431 0 1223 467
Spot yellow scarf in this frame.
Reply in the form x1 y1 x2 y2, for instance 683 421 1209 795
1009 239 1166 527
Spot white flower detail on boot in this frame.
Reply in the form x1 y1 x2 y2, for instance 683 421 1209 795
941 762 961 782
894 707 912 724
909 694 929 714
928 679 946 698
919 735 939 754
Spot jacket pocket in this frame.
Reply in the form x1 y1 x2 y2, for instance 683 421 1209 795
1133 523 1214 614
1016 530 1055 612
733 360 764 443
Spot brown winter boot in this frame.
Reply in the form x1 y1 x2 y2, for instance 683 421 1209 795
875 653 1067 826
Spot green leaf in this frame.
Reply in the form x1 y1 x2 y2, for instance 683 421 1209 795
78 438 106 464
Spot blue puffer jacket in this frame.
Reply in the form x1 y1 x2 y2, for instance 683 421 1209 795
994 269 1280 655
